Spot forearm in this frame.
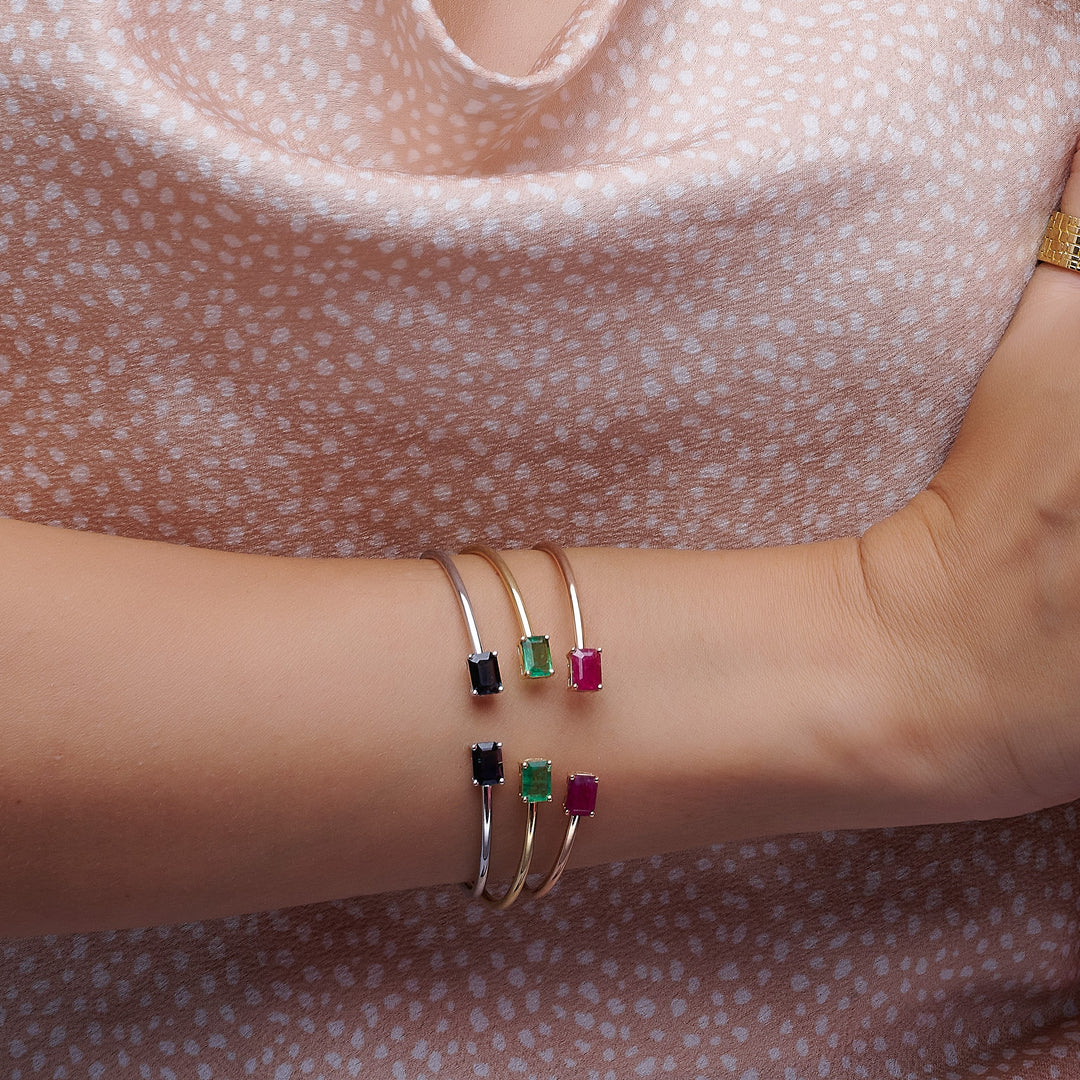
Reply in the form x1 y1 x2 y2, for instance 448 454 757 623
0 517 907 937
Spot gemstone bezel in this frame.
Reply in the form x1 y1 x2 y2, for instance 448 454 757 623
468 651 503 696
564 772 599 816
520 759 553 804
568 646 602 692
471 741 505 786
519 634 554 679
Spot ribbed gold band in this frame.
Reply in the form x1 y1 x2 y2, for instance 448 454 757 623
1038 211 1080 272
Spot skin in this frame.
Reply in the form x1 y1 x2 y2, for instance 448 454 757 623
858 164 1080 822
430 0 586 75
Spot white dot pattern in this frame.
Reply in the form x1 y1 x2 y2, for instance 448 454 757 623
2 0 1080 1075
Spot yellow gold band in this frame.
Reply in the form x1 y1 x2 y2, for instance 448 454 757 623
1038 211 1080 272
482 800 538 910
461 544 536 637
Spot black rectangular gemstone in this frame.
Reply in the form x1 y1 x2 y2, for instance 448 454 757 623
471 741 504 786
468 651 503 695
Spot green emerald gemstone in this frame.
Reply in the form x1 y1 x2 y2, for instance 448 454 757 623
520 759 552 804
519 634 554 679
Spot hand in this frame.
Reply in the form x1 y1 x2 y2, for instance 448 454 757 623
858 141 1080 823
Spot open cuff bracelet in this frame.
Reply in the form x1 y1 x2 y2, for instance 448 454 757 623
532 542 603 692
526 772 599 899
421 549 503 696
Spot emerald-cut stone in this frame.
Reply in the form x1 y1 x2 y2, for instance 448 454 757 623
565 773 598 816
520 759 552 804
519 635 554 679
471 741 504 786
468 651 503 696
568 647 602 692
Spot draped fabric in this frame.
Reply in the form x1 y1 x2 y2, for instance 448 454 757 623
2 1 1080 1075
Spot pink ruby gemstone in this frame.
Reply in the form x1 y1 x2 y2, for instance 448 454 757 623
568 647 602 692
565 773 599 816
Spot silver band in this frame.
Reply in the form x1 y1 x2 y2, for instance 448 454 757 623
421 548 484 654
466 783 495 898
421 548 503 695
466 740 505 898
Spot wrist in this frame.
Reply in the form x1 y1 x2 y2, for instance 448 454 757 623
504 540 933 850
851 491 1062 825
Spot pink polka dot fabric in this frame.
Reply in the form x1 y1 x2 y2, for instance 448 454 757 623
2 0 1080 1076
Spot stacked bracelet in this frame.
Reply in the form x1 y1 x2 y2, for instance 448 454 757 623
533 542 603 692
421 549 503 696
429 541 603 906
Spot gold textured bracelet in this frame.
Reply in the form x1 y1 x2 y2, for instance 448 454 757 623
1038 211 1080 272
